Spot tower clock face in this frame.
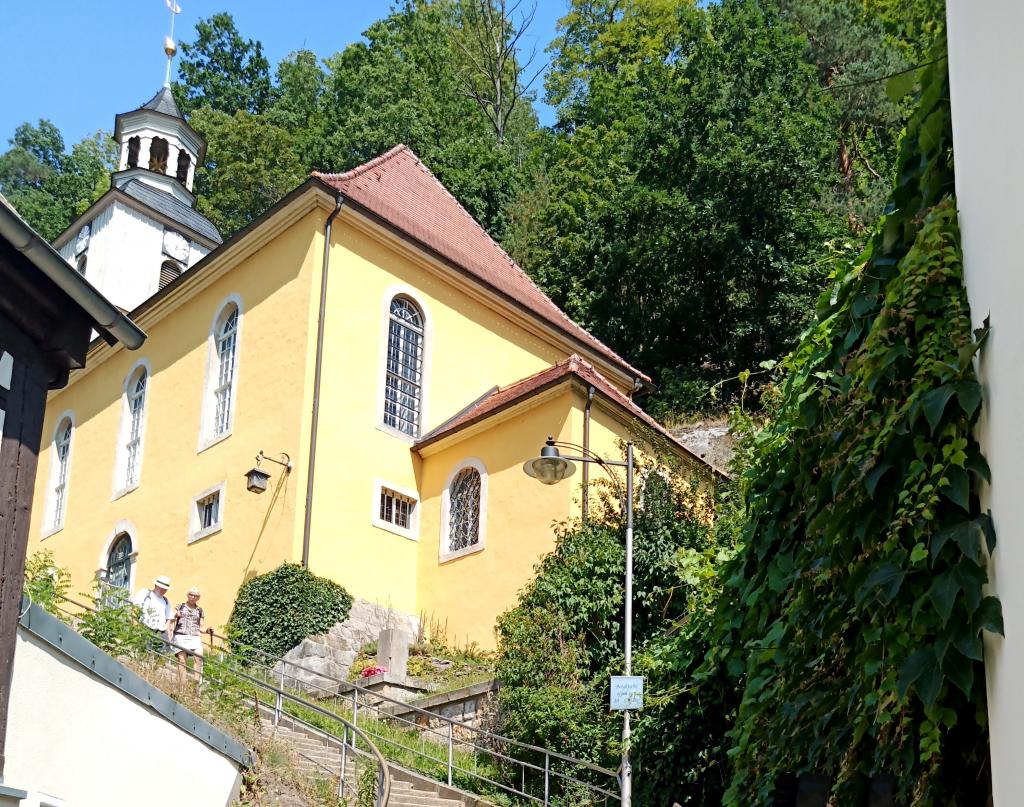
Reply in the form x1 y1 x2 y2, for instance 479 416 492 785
75 224 91 255
162 229 190 263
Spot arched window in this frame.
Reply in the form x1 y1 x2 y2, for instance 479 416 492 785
106 534 133 590
201 299 241 447
118 366 148 490
127 136 140 169
383 296 424 436
48 417 73 531
159 259 182 289
176 150 191 183
441 459 489 561
76 254 87 276
148 137 168 173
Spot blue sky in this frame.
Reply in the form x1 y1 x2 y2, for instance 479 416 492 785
0 0 565 151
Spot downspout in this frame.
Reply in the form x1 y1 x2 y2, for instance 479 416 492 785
582 385 596 522
302 195 344 568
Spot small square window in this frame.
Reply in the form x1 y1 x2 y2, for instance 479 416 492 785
372 481 419 540
198 492 220 529
189 482 225 543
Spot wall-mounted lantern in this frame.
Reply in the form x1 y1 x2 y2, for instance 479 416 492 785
245 450 292 494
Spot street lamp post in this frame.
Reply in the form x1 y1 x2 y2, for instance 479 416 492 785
523 437 636 807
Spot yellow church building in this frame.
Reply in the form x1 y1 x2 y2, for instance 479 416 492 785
25 88 716 648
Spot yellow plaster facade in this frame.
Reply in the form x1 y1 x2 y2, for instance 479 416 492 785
27 176 710 650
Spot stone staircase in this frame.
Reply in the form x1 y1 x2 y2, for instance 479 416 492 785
259 715 483 807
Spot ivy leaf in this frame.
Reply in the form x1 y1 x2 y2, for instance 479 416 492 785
943 647 974 697
956 380 982 418
966 453 991 484
898 647 933 699
977 597 1004 636
857 562 906 604
865 459 892 497
932 520 982 564
954 632 984 661
886 68 917 103
929 571 959 626
918 664 944 706
981 512 997 554
921 386 955 433
942 465 970 512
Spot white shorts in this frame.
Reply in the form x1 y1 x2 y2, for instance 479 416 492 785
173 634 203 655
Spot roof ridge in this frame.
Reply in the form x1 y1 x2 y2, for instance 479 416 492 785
312 144 411 183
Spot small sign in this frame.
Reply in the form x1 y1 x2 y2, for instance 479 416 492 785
610 675 644 710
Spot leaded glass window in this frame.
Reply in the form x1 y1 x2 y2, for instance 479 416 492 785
107 534 132 590
213 306 238 436
52 420 72 528
383 297 423 436
448 468 481 552
124 369 147 487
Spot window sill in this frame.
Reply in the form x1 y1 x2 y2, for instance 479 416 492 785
375 423 417 444
41 523 64 540
197 430 232 454
439 542 484 564
371 518 419 542
111 482 140 502
187 524 222 545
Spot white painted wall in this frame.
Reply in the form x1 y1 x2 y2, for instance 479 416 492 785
4 629 241 807
58 201 207 314
946 2 1024 803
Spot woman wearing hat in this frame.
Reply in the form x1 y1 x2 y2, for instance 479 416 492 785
131 575 174 652
172 587 204 686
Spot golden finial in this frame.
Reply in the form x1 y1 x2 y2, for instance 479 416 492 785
163 1 181 88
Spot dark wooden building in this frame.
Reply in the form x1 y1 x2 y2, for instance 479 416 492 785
0 194 145 775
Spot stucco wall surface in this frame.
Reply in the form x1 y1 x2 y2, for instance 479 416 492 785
4 629 241 807
946 3 1024 802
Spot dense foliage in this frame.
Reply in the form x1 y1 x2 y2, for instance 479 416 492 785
23 549 71 617
0 120 115 240
495 456 731 800
227 564 353 659
711 43 999 804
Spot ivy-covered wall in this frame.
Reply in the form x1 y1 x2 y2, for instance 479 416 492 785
712 40 1000 805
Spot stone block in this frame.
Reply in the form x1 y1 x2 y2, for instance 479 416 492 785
376 628 411 677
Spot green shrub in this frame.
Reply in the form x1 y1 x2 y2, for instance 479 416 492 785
227 564 352 658
23 550 70 616
77 584 153 656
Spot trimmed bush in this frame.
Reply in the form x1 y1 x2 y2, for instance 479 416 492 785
227 564 352 658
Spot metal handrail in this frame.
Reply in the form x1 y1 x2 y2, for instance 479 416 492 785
57 594 619 805
53 597 392 806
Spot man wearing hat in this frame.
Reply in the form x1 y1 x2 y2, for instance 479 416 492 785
131 575 174 651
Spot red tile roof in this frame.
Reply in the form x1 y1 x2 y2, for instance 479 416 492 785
413 355 725 477
313 146 650 384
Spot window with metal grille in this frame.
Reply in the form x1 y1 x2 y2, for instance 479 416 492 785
159 259 182 289
124 369 147 487
197 491 220 531
448 468 481 553
51 419 72 529
213 305 238 437
379 487 415 530
383 296 424 436
106 534 133 590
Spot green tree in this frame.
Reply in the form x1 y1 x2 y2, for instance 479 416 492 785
315 0 541 238
0 120 115 240
509 0 844 413
189 108 305 237
173 12 273 116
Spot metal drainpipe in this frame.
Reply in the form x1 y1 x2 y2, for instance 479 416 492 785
302 195 345 568
582 385 595 522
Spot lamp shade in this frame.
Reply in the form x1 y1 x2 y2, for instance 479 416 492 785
523 443 576 485
245 467 271 493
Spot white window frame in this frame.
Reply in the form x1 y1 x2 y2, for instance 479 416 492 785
371 478 420 541
188 481 226 544
112 359 151 499
439 458 488 563
375 286 432 442
96 520 139 593
198 295 243 452
42 411 76 538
